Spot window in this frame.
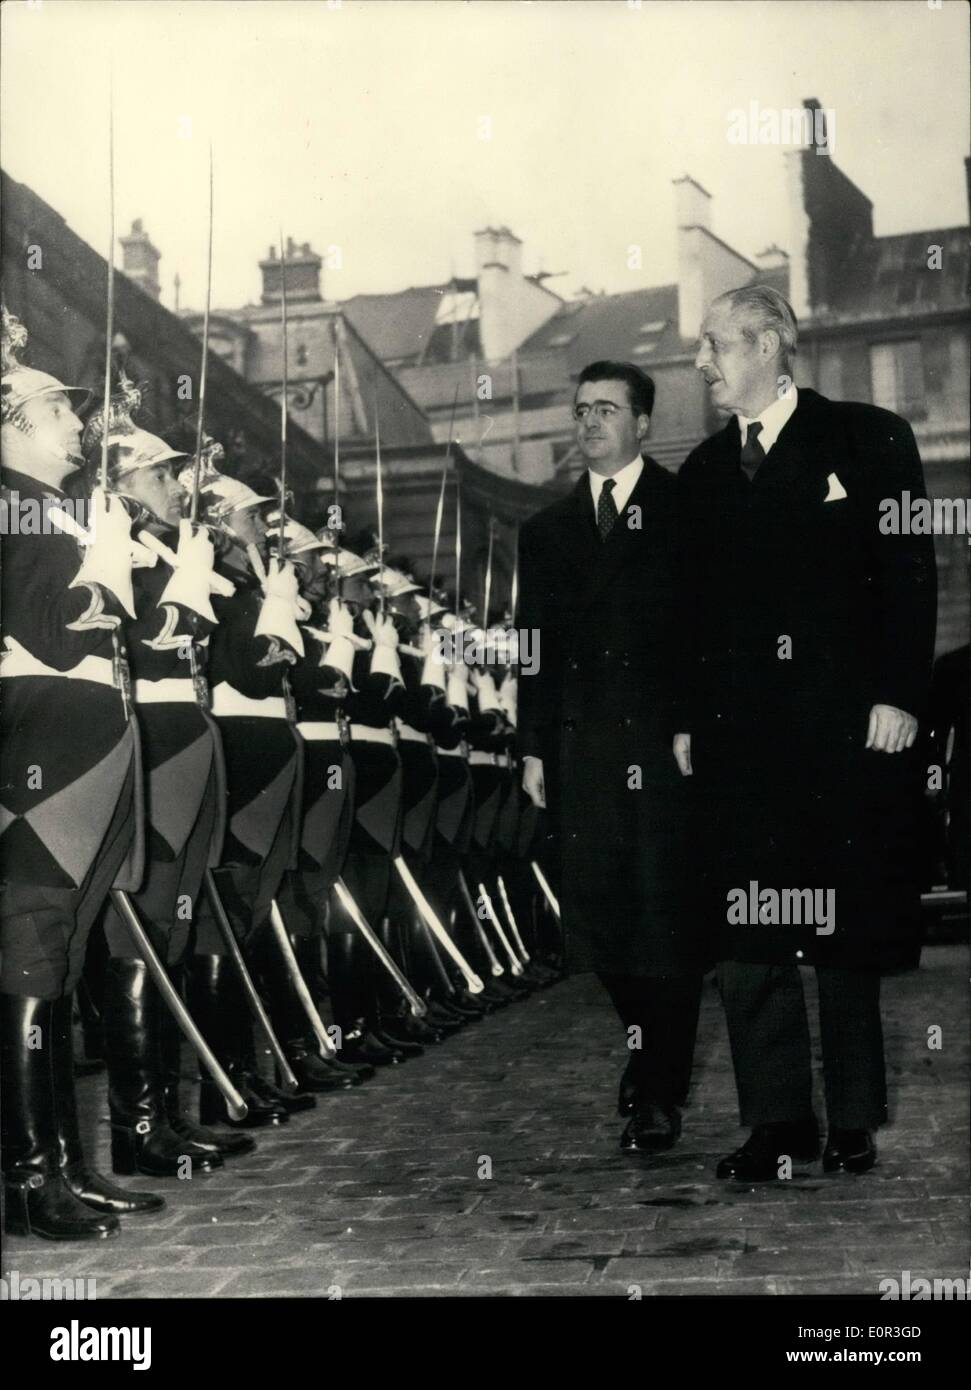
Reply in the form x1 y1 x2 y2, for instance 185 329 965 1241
869 340 925 419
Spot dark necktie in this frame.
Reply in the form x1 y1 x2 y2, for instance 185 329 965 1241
597 477 619 541
739 420 766 481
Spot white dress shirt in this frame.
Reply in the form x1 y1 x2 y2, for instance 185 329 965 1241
588 455 644 519
738 386 799 457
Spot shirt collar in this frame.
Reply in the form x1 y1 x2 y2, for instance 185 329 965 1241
588 454 644 514
738 386 798 455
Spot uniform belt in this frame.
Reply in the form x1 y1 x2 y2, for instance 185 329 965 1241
496 752 512 769
395 720 430 745
210 682 287 719
435 743 468 759
468 750 498 766
134 677 197 705
349 724 395 747
0 641 116 689
297 720 343 741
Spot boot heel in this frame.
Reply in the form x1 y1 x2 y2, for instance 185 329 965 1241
109 1125 139 1175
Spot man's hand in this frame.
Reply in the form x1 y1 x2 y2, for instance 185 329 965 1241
866 704 918 754
523 754 546 808
673 732 693 777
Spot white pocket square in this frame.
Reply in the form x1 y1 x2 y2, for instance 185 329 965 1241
824 472 847 502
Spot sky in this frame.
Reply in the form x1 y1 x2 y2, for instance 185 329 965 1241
2 0 968 315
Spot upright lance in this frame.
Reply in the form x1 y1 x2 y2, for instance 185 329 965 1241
189 144 214 525
482 515 495 627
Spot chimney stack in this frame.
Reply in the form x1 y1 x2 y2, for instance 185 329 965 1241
473 226 559 363
260 239 323 304
120 218 161 301
755 244 789 271
673 175 756 342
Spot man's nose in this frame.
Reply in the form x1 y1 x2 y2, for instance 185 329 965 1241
694 343 710 370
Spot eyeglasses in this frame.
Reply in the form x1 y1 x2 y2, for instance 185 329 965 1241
573 402 636 423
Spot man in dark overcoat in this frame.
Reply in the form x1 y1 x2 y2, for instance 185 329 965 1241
675 285 937 1181
518 361 710 1152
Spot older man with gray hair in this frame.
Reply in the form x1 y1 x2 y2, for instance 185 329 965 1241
674 284 937 1182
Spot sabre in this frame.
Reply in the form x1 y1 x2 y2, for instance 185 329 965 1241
496 872 530 964
373 391 385 615
473 912 505 978
455 470 463 617
109 890 247 1119
189 144 214 525
277 230 289 562
455 870 513 978
531 860 561 922
428 382 460 600
510 529 520 625
482 514 495 626
333 878 428 1017
392 857 484 994
268 901 340 1058
100 78 115 492
332 337 342 598
203 871 299 1091
471 874 524 975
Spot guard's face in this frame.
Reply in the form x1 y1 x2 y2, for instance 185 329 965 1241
226 505 267 548
695 303 768 415
20 389 83 461
118 461 186 526
574 378 647 471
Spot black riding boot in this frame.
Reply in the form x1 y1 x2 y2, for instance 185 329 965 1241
1 994 119 1240
328 930 406 1066
186 955 290 1129
52 995 165 1214
103 958 223 1175
244 921 364 1096
159 967 255 1158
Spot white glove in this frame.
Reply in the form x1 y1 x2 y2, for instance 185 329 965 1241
69 486 137 618
362 607 403 686
499 670 518 727
446 661 470 713
419 623 447 693
471 668 503 714
158 521 218 624
254 558 305 657
321 598 357 683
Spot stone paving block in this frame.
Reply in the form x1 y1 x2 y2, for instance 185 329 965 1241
6 946 965 1298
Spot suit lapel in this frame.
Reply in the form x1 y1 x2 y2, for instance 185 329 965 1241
576 461 660 612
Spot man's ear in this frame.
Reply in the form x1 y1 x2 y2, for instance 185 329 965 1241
760 329 782 363
636 413 651 441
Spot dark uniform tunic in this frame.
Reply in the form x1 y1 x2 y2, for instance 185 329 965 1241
0 469 137 997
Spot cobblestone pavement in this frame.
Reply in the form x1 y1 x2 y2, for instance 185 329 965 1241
4 946 967 1298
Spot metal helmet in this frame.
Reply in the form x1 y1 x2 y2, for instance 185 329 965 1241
82 375 188 488
1 306 90 455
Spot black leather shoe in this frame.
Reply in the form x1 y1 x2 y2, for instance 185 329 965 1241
716 1120 820 1180
823 1128 877 1174
284 1040 373 1091
620 1102 682 1153
371 1026 424 1058
247 1073 316 1114
338 1026 406 1066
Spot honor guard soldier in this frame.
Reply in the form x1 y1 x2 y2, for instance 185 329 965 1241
1 310 157 1240
184 468 311 1129
88 409 255 1177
